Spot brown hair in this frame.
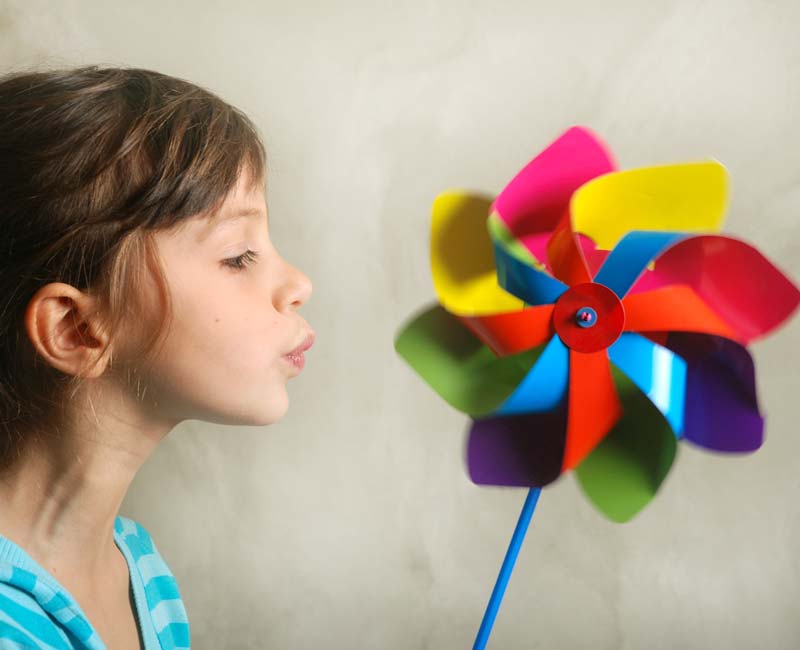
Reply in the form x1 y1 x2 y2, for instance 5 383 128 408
0 64 267 469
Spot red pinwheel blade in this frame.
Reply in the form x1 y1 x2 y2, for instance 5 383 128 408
563 349 623 471
628 235 800 343
546 209 593 286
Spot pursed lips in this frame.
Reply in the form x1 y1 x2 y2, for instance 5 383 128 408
285 330 315 357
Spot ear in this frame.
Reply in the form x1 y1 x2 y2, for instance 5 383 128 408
23 283 113 379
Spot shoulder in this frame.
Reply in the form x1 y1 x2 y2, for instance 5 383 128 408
115 516 191 648
115 514 156 548
115 515 186 599
115 515 174 572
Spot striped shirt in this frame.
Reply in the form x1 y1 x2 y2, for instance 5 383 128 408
0 515 190 649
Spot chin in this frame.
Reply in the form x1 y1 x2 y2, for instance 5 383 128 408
192 387 290 427
254 393 290 425
259 407 289 426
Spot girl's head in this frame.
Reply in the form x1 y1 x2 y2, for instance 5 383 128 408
0 65 313 471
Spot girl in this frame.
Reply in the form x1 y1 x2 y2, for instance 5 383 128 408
0 65 314 649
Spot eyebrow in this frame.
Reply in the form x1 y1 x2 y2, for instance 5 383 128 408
197 208 268 243
221 208 268 226
229 208 268 222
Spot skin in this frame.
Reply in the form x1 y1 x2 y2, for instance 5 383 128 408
0 165 313 645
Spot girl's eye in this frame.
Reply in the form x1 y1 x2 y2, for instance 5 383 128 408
222 249 259 271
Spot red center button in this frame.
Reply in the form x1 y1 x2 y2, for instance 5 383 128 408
552 282 625 353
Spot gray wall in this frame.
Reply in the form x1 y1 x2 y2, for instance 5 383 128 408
2 0 799 648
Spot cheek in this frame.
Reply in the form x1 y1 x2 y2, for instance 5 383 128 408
182 284 286 376
142 310 293 425
145 238 294 423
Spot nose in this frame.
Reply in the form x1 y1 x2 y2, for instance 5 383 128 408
277 257 312 311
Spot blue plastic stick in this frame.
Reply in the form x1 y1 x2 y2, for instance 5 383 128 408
473 487 542 650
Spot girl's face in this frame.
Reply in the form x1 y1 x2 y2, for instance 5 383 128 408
138 167 314 427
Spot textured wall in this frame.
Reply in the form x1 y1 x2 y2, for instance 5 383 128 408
2 1 798 648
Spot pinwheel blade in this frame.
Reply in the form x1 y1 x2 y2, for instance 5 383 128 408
570 162 728 251
563 349 623 471
487 212 570 306
458 304 555 357
575 365 677 523
491 125 616 246
546 210 593 287
607 333 687 436
593 230 686 297
394 304 546 417
490 226 610 278
491 230 569 306
623 285 737 340
495 335 569 416
662 333 764 452
430 191 524 316
627 235 800 344
467 409 567 487
488 208 610 280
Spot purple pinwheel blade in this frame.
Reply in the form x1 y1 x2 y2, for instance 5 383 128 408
466 408 567 487
664 332 764 452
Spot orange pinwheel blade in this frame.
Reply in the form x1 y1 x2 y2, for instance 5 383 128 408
623 285 739 341
546 209 593 286
458 304 555 357
563 349 623 471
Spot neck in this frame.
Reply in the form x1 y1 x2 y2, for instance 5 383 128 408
0 381 176 591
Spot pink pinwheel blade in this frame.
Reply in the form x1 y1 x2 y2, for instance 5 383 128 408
491 126 616 256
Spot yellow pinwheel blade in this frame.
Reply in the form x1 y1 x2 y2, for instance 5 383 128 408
431 191 524 316
570 161 729 250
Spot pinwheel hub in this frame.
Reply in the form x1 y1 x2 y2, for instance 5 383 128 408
576 307 597 328
552 282 625 353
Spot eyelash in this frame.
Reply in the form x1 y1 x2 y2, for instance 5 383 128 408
223 249 259 271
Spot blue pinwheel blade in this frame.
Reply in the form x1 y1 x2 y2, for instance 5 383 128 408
492 238 569 306
607 332 687 436
495 335 569 416
593 231 687 298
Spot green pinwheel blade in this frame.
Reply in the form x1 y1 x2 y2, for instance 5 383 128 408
574 363 677 523
394 303 546 417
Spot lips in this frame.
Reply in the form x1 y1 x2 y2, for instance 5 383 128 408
287 331 315 357
283 331 314 372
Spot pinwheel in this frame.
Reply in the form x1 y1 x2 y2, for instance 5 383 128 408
393 126 799 649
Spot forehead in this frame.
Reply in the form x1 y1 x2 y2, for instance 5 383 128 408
193 170 268 243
